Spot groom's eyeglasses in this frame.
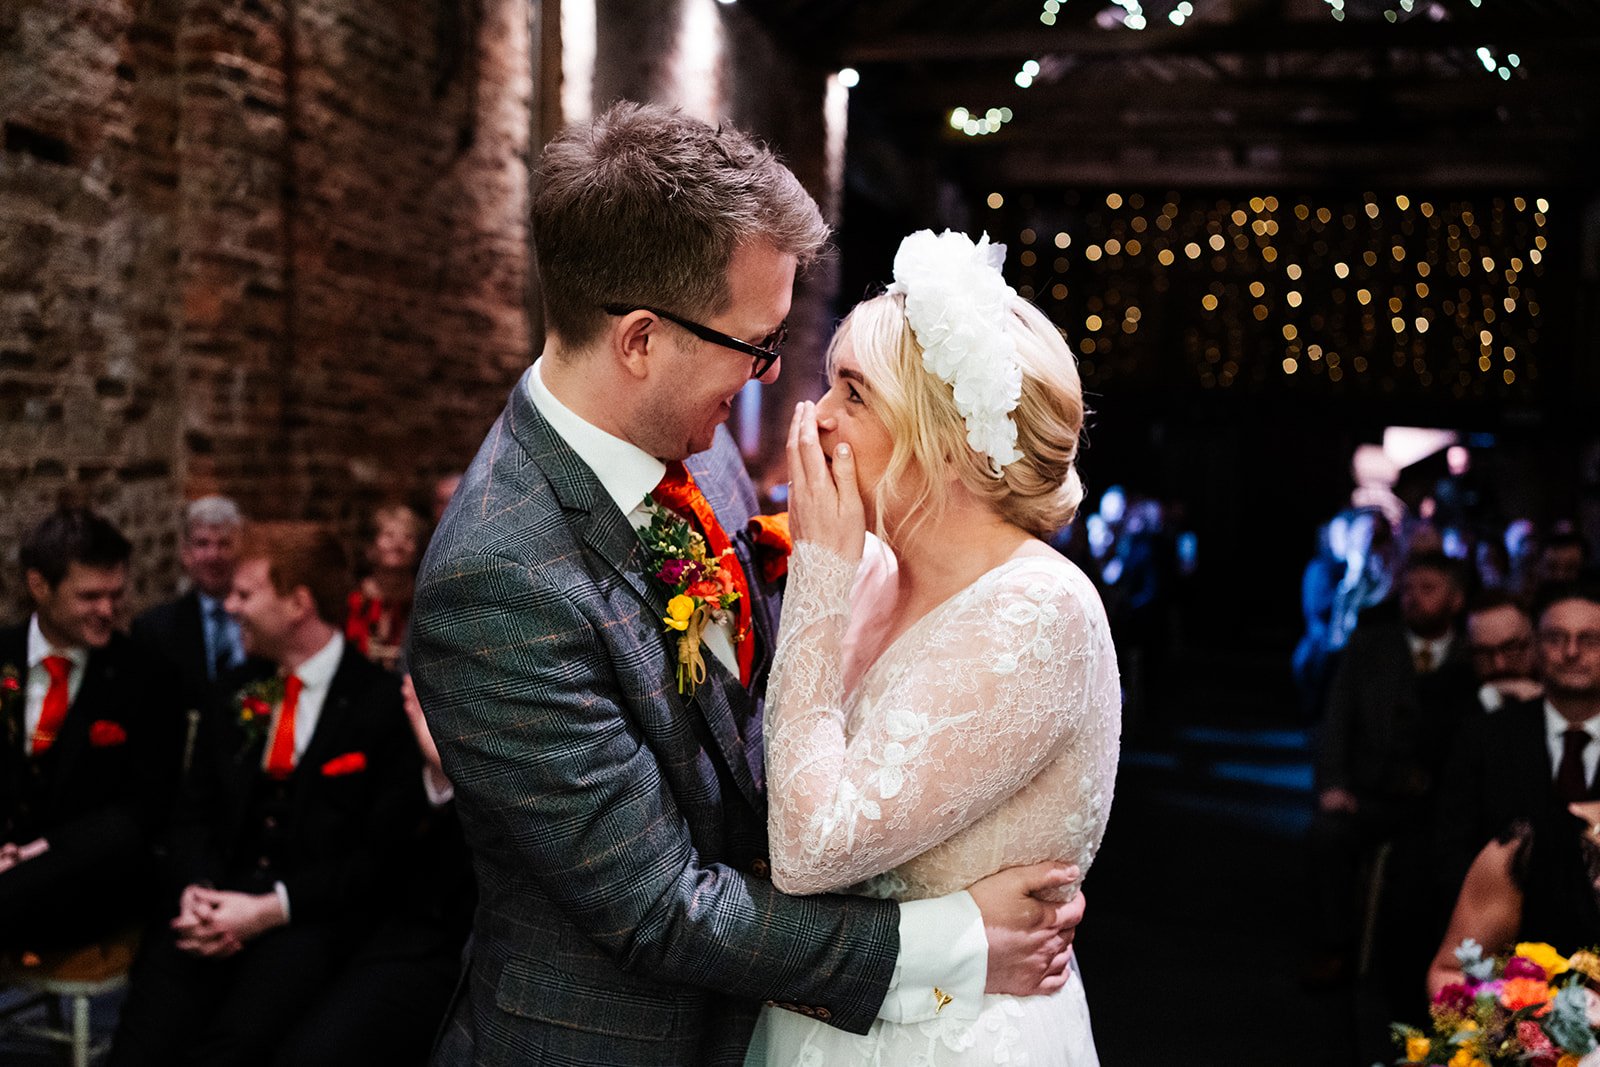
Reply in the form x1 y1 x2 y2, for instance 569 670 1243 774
602 304 787 380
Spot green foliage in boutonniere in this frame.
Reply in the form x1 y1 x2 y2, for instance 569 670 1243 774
234 676 284 759
639 501 742 695
1 664 22 749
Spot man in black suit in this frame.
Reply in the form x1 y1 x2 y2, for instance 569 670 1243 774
1307 551 1476 991
132 496 250 751
0 509 168 950
109 523 423 1067
1436 581 1600 902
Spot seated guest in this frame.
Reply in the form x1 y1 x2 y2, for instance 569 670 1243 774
1308 551 1476 992
1463 591 1541 713
1426 796 1600 996
132 497 253 743
109 523 423 1067
1435 581 1600 906
1 509 167 950
271 672 474 1067
344 504 426 672
1537 529 1592 587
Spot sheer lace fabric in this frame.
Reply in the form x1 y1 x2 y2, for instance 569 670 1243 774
754 536 1120 1066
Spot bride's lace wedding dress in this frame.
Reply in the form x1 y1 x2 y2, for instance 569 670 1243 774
751 536 1121 1067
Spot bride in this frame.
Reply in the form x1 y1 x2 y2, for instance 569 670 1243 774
749 230 1121 1066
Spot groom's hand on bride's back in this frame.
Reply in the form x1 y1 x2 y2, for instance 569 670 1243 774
969 861 1085 996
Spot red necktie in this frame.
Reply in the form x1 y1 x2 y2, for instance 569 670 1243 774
1557 728 1591 803
653 462 755 687
30 655 73 754
265 675 303 779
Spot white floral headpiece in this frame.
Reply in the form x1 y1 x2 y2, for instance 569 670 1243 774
886 229 1024 476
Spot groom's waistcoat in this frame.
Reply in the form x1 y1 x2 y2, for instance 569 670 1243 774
410 372 895 1067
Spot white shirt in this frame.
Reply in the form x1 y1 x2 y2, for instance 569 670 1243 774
1545 700 1600 787
1405 630 1454 673
527 362 986 1022
24 615 88 751
264 632 344 770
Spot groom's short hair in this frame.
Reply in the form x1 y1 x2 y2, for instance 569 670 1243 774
532 101 828 349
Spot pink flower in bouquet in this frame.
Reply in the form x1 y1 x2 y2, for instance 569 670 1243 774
657 559 690 586
1506 956 1549 982
1516 1020 1558 1064
1433 983 1476 1015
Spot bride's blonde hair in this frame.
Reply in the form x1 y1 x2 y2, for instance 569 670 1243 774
828 290 1087 544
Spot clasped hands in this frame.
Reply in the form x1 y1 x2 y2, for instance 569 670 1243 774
0 837 49 875
171 883 287 958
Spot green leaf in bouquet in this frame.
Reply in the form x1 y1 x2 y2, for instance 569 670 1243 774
1545 981 1599 1054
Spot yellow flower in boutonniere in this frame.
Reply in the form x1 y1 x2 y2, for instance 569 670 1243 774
664 596 695 632
1404 1033 1431 1062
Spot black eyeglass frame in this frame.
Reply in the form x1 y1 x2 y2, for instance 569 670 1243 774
602 303 786 379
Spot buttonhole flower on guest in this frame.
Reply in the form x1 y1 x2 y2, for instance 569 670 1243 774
88 720 128 747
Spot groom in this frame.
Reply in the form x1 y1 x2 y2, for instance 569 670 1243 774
409 101 1083 1066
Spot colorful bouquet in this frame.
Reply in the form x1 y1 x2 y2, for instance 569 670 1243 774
640 503 743 695
1393 940 1600 1067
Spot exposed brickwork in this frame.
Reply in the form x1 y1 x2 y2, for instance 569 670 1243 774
2 0 532 617
2 0 832 620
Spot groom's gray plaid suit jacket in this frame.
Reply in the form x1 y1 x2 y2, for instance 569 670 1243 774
410 370 899 1066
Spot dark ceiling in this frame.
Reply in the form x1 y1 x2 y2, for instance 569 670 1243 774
749 0 1600 188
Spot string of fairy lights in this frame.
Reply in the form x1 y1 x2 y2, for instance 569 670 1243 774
985 190 1549 398
942 0 1524 140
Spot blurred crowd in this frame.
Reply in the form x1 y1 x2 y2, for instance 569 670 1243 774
1294 470 1600 1030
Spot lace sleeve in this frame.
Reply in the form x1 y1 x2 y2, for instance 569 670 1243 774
765 545 1110 895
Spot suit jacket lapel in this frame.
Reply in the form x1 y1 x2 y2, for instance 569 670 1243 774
42 644 117 813
504 375 763 809
295 648 362 803
0 627 28 806
178 591 211 688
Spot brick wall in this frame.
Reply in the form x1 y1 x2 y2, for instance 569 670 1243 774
1 0 532 617
2 0 833 619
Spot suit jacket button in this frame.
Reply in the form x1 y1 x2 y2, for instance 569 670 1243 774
263 816 278 830
257 856 271 870
750 858 770 878
814 1007 831 1021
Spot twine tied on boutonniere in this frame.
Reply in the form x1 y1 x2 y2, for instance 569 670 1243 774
639 503 742 696
233 676 284 760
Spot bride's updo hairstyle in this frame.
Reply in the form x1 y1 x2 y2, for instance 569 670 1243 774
829 290 1086 543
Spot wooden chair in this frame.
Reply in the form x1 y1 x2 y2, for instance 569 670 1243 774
0 931 139 1067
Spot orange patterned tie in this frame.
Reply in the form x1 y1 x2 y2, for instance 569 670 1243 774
653 462 755 687
30 655 73 754
264 675 303 779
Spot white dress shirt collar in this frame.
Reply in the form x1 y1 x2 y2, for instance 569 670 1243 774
291 631 344 693
1405 630 1453 668
526 358 665 517
27 615 87 671
1544 699 1600 786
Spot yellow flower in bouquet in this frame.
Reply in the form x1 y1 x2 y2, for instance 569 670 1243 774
1517 942 1572 979
1405 1034 1431 1062
1447 1048 1488 1067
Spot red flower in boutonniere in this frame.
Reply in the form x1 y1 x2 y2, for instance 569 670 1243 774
321 751 367 777
746 512 793 583
88 720 128 747
233 676 285 759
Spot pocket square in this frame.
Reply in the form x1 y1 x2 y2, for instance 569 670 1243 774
88 720 128 747
320 751 367 777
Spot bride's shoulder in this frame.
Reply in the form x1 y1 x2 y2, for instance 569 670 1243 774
988 548 1109 620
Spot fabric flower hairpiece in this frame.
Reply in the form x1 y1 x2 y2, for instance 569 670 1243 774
887 229 1024 476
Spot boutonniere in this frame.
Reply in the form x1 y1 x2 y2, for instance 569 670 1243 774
639 503 742 695
88 720 128 747
1 664 22 747
233 676 284 758
320 751 367 777
746 512 793 583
